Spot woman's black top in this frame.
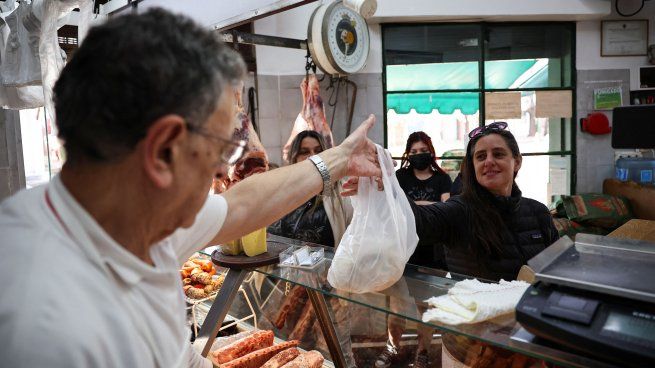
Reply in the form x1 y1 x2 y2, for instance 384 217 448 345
410 187 559 281
268 196 335 247
396 167 452 269
395 167 452 203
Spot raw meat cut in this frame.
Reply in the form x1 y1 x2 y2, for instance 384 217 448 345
282 74 334 162
215 83 269 192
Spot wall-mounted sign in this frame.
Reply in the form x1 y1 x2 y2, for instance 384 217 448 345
601 20 649 57
535 91 572 118
485 92 521 120
594 86 623 110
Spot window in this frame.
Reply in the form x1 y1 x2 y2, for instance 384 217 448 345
20 108 64 188
383 23 575 205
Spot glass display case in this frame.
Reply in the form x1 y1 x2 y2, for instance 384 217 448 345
194 235 618 368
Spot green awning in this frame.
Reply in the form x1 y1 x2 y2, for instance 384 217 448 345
386 92 479 115
484 60 539 89
386 62 479 91
386 59 538 91
386 59 542 115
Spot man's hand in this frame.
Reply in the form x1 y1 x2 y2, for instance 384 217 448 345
334 114 381 179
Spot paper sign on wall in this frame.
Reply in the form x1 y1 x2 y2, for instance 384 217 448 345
485 92 522 119
593 86 623 110
535 90 572 118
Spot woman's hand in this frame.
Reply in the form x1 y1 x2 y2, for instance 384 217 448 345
340 176 384 197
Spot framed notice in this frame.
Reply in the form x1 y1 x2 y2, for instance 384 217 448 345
601 20 649 56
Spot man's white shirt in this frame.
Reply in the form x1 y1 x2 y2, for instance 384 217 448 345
0 176 227 367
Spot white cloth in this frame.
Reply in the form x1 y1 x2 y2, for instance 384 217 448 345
0 176 227 368
0 2 45 109
422 279 529 325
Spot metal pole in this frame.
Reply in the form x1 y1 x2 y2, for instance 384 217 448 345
306 289 346 368
198 269 250 356
220 31 307 50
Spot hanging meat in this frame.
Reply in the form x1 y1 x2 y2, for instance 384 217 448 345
214 83 269 193
282 74 334 163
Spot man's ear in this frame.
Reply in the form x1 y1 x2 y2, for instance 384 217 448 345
141 115 186 188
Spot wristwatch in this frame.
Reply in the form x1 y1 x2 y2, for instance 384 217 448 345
309 154 332 197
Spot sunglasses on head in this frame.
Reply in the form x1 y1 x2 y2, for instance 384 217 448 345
468 122 508 139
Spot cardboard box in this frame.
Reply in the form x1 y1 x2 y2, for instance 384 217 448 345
608 219 655 243
603 179 655 221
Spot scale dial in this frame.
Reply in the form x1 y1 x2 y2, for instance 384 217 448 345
308 2 370 75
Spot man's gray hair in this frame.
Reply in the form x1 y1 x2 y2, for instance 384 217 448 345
53 8 246 163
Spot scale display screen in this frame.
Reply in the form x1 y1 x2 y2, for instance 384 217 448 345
602 311 655 343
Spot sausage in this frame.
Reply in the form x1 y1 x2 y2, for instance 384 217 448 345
221 340 300 368
212 330 274 364
288 302 315 342
280 350 324 368
261 348 300 368
274 286 306 329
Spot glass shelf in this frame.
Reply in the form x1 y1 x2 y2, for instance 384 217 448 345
202 235 617 368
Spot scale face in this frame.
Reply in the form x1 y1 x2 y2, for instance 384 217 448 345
308 2 370 75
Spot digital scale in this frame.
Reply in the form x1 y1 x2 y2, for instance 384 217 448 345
515 234 655 367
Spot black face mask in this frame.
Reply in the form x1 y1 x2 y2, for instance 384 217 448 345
408 152 433 170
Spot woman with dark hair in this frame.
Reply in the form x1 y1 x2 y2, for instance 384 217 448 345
409 122 559 280
395 131 452 269
343 122 558 278
374 132 451 368
269 130 352 247
362 123 558 367
397 131 452 205
267 130 356 367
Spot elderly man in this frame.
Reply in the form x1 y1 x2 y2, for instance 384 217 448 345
0 9 379 368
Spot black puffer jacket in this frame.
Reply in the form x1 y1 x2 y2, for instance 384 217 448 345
410 188 559 281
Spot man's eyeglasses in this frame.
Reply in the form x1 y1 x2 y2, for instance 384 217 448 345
186 123 248 165
468 121 508 139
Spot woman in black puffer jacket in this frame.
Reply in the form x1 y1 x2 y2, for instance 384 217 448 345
410 122 559 281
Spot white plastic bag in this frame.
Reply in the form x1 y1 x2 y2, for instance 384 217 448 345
327 144 418 293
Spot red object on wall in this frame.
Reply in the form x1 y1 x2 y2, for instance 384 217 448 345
581 112 612 135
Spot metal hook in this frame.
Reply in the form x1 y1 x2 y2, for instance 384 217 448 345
231 30 239 51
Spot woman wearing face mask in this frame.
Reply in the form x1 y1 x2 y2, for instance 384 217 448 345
374 132 451 368
395 131 452 269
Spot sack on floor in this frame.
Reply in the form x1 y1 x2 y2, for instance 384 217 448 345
327 144 418 293
554 194 633 230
